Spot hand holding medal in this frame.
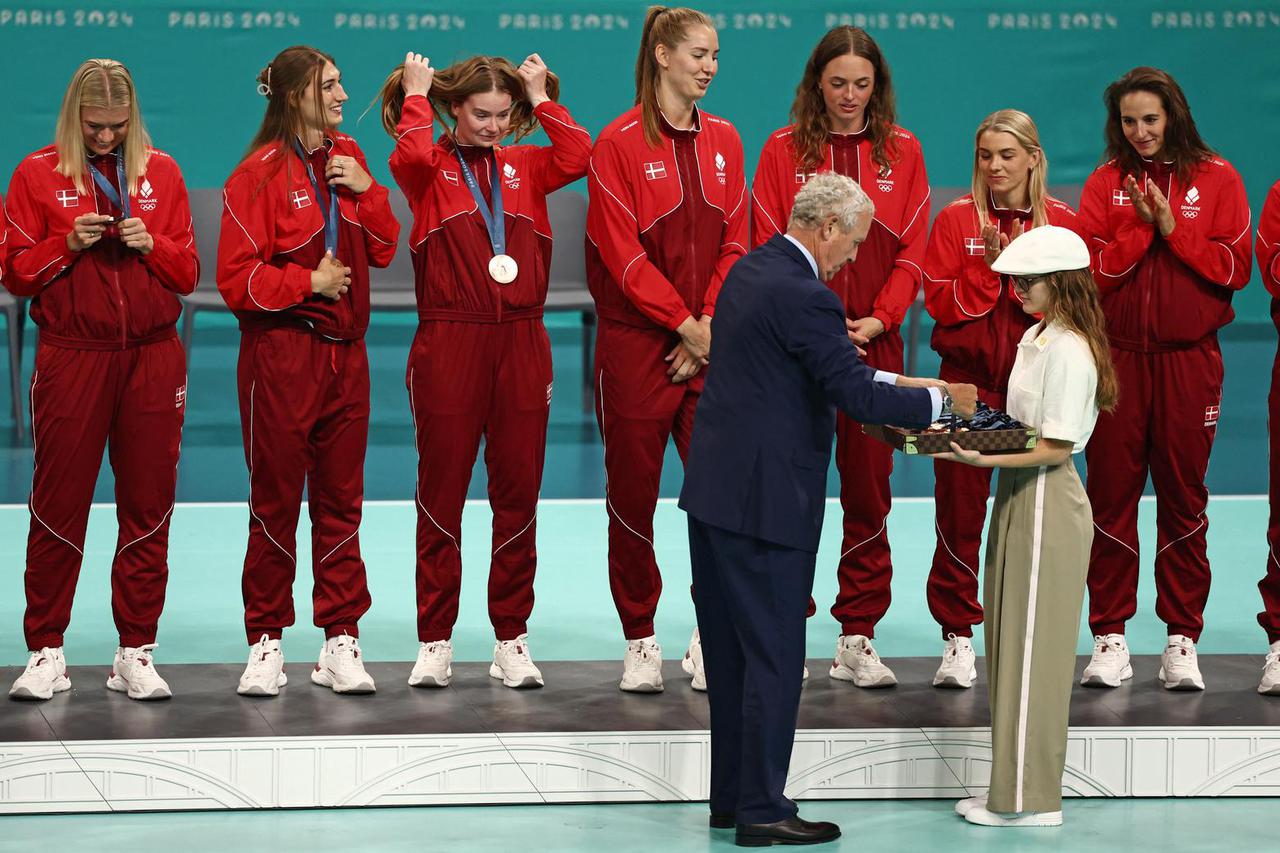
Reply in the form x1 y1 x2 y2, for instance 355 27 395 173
311 250 351 301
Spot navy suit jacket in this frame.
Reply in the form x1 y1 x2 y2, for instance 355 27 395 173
679 235 934 553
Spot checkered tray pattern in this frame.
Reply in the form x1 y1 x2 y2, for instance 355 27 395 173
862 423 1038 455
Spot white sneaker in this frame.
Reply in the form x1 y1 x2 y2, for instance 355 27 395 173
1259 642 1280 696
964 805 1062 827
1080 634 1133 687
9 647 71 701
933 634 977 689
829 635 897 687
311 633 376 694
238 634 287 696
106 644 172 700
1159 634 1205 691
955 793 988 817
682 628 706 692
620 636 664 693
490 634 544 688
408 640 452 688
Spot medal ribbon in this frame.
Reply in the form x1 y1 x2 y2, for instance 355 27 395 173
455 148 506 258
292 139 340 255
88 153 131 219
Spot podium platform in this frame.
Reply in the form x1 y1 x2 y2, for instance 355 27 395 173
2 656 1279 813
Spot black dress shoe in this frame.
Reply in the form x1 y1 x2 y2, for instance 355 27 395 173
735 816 841 847
710 812 735 829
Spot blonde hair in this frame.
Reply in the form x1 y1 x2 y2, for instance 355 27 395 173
970 109 1049 229
55 59 151 195
634 6 715 148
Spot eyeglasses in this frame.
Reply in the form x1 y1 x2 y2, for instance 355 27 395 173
1011 275 1045 292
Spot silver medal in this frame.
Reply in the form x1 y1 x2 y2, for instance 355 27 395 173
488 253 519 284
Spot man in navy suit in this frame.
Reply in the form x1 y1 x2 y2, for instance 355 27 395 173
680 173 977 847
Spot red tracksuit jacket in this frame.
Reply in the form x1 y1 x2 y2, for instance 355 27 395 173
586 105 748 331
3 146 198 348
751 125 930 328
924 193 1079 389
1078 156 1252 351
1259 181 1280 302
218 135 400 339
390 95 592 320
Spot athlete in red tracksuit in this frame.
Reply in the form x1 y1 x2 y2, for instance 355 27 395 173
4 59 197 702
922 109 1078 689
750 26 928 687
383 52 591 689
1256 180 1280 695
589 8 747 692
1078 67 1251 692
218 47 399 697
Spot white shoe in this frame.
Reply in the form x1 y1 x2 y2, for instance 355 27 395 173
933 634 977 689
1159 634 1204 691
829 635 897 687
1259 642 1280 695
682 628 706 692
238 634 287 696
1080 633 1132 687
964 805 1062 827
9 647 71 701
620 636 664 693
106 644 172 700
311 633 376 694
490 634 544 688
409 640 452 688
955 793 988 817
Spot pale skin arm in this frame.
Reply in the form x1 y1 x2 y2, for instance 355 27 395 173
930 436 1074 468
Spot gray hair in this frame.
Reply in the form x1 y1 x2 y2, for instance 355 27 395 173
787 172 874 232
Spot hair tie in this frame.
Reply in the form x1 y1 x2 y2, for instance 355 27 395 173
257 65 272 97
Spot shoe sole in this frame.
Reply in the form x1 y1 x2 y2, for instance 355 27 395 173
311 669 375 693
1158 667 1204 691
829 665 896 688
489 664 544 689
1080 663 1133 688
408 674 450 688
735 830 841 846
955 796 987 817
238 674 287 697
933 667 977 689
619 680 664 693
1258 682 1280 696
8 677 70 701
965 810 1062 827
106 676 171 701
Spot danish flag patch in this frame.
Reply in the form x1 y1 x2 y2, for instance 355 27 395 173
56 189 79 208
1204 404 1219 427
1112 189 1132 206
965 237 985 256
644 161 667 181
442 170 460 186
291 190 311 209
175 384 187 409
795 169 816 184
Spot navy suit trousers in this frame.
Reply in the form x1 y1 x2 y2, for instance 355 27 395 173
688 516 815 824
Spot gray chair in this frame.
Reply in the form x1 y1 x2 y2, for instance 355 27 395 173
1 292 26 440
368 188 419 312
543 189 595 411
180 187 231 352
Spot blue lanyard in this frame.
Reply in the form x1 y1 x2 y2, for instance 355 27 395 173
292 139 340 255
88 153 130 219
455 148 505 256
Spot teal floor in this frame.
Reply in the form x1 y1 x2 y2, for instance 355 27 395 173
1 496 1272 667
4 799 1273 852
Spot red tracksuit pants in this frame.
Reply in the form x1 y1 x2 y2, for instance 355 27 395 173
595 319 699 640
1260 343 1280 643
23 338 185 650
408 318 552 643
830 329 904 637
237 328 371 645
1085 337 1222 641
927 364 1006 639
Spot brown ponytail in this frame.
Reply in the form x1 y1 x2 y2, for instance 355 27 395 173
634 5 714 148
244 45 334 163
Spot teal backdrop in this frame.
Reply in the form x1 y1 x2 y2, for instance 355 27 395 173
3 0 1279 321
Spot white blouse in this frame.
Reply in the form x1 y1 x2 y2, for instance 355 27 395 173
1005 320 1100 454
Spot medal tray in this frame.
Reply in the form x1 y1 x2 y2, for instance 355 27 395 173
862 422 1038 455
